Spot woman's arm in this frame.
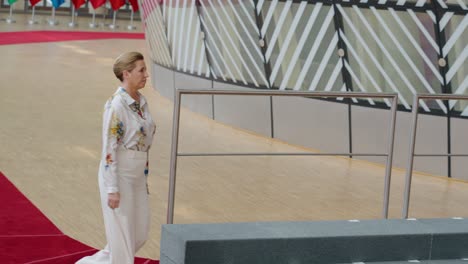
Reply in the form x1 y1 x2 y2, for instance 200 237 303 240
102 102 125 208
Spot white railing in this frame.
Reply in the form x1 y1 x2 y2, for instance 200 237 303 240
167 89 399 224
402 93 468 219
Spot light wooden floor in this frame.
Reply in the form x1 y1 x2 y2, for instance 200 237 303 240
1 14 468 260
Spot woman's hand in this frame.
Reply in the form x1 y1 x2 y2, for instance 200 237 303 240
108 192 120 209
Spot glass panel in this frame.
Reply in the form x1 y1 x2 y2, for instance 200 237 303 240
199 0 267 87
263 2 343 92
445 0 468 6
341 6 442 110
163 0 210 76
445 14 468 116
163 0 179 65
177 1 209 75
142 0 173 68
386 0 429 3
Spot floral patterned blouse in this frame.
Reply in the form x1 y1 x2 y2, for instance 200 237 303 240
101 87 156 193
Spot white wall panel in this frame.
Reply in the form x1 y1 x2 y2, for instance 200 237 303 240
152 63 175 100
451 117 468 180
174 72 213 118
212 82 272 137
273 97 348 153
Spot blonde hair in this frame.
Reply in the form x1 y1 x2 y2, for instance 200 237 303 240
113 51 145 82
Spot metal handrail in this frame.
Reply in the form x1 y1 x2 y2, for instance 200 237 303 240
167 89 399 224
402 94 468 219
178 152 389 156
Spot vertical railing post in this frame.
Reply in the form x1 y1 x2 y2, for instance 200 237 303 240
382 95 398 219
402 95 420 219
167 90 182 224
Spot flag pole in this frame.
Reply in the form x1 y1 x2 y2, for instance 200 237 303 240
6 3 16 23
109 10 118 29
89 8 98 28
100 6 109 27
127 8 136 30
29 5 39 25
48 7 59 25
68 5 78 27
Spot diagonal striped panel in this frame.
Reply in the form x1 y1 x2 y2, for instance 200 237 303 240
161 0 210 76
443 13 468 114
198 0 268 87
261 2 344 93
164 0 181 65
355 0 435 8
379 0 434 8
140 0 173 68
439 0 468 10
338 4 448 112
141 0 466 116
264 0 293 62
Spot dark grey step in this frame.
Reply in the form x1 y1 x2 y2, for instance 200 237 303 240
341 260 468 264
160 218 468 264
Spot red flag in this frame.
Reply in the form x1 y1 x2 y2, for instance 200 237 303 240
29 0 42 6
109 0 125 10
129 0 138 12
71 0 85 8
89 0 106 9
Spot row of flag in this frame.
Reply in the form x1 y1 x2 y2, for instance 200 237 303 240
6 0 139 11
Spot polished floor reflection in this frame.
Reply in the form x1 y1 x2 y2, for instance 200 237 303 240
1 13 468 260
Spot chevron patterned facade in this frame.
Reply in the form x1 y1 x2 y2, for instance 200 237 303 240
140 0 467 115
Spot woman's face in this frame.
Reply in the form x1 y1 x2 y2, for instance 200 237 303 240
125 60 149 89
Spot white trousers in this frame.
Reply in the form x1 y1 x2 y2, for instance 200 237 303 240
76 149 150 264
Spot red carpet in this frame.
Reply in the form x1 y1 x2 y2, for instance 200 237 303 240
0 31 145 45
0 171 158 264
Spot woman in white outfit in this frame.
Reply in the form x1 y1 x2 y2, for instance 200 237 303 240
77 51 156 264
